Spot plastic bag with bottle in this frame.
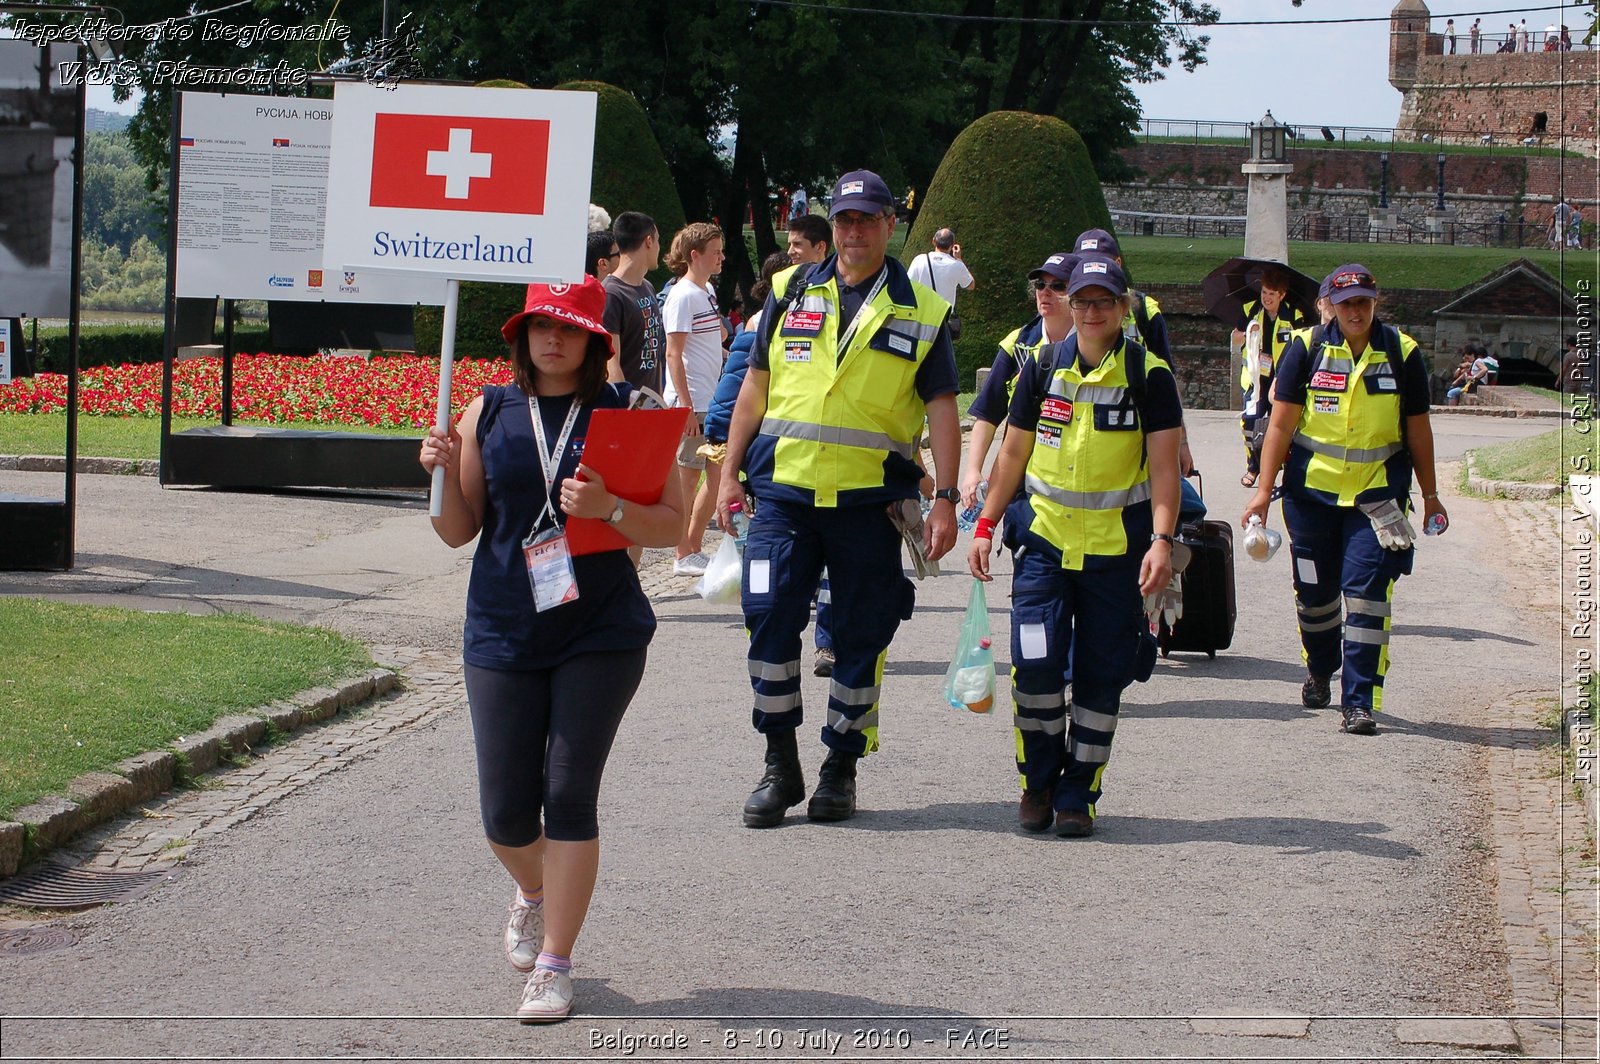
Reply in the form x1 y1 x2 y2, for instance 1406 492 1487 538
1242 514 1284 562
943 578 996 713
694 534 744 604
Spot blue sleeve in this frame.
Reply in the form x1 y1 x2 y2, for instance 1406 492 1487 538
968 345 1017 423
914 326 959 401
1402 344 1431 416
1273 335 1312 405
1007 356 1047 432
1143 309 1172 365
1142 363 1184 433
704 335 752 443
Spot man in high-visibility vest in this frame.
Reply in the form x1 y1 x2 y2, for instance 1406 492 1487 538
717 169 962 827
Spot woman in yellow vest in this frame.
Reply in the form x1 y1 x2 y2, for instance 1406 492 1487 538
1242 264 1447 735
967 257 1183 838
1233 266 1308 487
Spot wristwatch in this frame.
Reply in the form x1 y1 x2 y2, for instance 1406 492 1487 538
605 498 626 525
1151 532 1175 545
933 488 959 504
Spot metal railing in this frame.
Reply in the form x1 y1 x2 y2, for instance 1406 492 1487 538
1135 119 1587 156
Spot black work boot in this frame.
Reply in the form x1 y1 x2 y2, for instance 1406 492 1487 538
806 748 859 821
742 730 805 828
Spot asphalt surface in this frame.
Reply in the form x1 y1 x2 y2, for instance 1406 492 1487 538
0 410 1575 1061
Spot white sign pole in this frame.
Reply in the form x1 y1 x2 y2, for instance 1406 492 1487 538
430 278 461 518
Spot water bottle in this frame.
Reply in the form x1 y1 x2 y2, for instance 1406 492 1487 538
1242 514 1283 562
728 500 750 545
1424 513 1447 536
949 637 995 713
957 480 988 532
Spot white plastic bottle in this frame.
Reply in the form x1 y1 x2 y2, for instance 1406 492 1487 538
1243 514 1283 562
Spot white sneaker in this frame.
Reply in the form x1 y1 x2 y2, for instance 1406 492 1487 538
673 552 709 576
517 966 574 1023
504 895 543 973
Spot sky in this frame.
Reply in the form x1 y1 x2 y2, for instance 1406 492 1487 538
79 0 1591 131
1132 0 1586 131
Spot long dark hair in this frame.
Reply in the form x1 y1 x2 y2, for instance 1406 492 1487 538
510 323 610 403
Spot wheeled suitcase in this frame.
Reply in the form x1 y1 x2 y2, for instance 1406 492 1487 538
1159 472 1237 658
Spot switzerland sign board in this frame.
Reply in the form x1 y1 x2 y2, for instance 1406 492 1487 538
322 82 596 285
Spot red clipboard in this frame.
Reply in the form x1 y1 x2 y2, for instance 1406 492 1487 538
567 406 692 556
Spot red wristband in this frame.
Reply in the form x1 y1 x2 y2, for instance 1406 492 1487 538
975 517 997 540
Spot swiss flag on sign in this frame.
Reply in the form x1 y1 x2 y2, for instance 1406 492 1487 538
369 113 551 216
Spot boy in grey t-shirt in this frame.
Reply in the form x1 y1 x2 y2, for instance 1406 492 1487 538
602 212 667 394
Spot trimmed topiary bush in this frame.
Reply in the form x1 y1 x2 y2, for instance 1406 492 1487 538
905 112 1114 388
415 80 686 358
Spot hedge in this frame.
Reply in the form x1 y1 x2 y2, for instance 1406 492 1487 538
32 324 278 372
413 81 686 358
905 111 1114 388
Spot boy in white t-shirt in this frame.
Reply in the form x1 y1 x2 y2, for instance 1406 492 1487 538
662 223 728 575
905 227 976 313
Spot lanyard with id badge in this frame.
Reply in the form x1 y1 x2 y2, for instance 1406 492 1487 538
523 396 582 612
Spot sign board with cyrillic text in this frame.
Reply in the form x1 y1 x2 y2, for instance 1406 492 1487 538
322 82 595 285
174 91 447 303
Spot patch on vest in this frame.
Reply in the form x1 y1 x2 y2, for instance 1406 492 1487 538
784 341 811 363
782 310 824 334
1036 422 1063 449
1313 394 1340 414
1041 398 1074 424
1309 370 1348 392
883 331 915 356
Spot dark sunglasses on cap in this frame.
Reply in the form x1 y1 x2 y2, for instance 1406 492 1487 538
1330 270 1375 290
1029 279 1069 293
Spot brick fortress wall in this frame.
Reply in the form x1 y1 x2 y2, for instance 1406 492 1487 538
1106 142 1594 232
1398 50 1598 155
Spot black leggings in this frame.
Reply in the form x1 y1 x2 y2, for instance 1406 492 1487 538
464 649 647 845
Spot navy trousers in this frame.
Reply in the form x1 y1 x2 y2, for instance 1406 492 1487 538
1281 493 1413 711
742 499 915 756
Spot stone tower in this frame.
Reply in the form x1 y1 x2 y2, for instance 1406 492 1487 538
1389 0 1429 92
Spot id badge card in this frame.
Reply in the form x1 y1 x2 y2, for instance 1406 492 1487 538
523 527 579 612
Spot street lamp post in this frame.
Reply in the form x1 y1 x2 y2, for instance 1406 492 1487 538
1379 152 1389 209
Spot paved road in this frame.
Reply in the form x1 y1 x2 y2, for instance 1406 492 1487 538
0 410 1590 1061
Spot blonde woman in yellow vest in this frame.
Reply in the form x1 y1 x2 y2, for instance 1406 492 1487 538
968 257 1183 838
1242 264 1447 735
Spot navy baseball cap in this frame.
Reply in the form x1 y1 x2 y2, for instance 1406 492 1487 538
1067 255 1128 296
1028 252 1077 282
1074 228 1121 258
1325 263 1378 303
828 170 896 218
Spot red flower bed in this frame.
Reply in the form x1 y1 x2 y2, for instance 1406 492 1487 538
0 354 515 427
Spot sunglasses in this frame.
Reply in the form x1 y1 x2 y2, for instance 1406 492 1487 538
1069 297 1120 312
1330 271 1375 290
1030 279 1069 293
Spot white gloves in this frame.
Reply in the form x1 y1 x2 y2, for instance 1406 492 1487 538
1359 498 1416 551
1144 573 1183 628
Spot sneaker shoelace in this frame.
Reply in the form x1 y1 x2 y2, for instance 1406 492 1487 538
522 968 559 1002
508 900 540 938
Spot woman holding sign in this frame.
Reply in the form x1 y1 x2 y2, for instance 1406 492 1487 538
419 277 686 1023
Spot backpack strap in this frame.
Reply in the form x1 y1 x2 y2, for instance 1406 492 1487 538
1124 339 1150 470
756 264 815 362
1377 323 1411 454
1129 288 1152 344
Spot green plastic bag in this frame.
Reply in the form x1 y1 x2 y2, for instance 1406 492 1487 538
943 578 996 713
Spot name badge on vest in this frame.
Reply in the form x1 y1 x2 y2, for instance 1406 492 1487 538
1309 370 1348 392
884 331 915 357
784 340 811 363
1041 397 1074 424
782 310 824 334
1313 394 1341 414
1368 374 1398 391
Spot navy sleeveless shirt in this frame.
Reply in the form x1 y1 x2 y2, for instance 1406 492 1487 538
463 383 657 671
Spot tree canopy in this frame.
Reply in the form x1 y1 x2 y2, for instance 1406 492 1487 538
18 1 1215 301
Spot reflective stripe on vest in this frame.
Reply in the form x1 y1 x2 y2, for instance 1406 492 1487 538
759 416 915 459
1025 475 1152 511
1291 432 1402 464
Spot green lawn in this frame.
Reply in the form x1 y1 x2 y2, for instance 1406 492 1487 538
1120 236 1597 294
1467 421 1598 487
0 598 373 818
1 414 424 461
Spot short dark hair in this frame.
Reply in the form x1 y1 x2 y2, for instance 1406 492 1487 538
585 230 619 276
933 228 955 250
613 211 657 254
788 213 830 251
752 251 791 305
